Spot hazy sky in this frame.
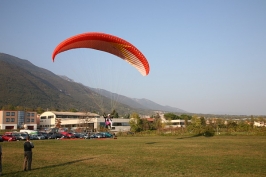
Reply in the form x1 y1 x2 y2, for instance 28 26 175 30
1 1 266 115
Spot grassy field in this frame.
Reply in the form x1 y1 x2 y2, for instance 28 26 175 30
1 135 266 177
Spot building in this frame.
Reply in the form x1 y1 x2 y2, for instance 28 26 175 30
253 121 265 127
159 114 189 128
0 110 37 130
161 119 188 128
39 111 130 132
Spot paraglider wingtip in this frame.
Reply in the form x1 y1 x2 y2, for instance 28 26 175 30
52 55 56 62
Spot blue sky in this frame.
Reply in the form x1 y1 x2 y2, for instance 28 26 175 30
1 1 266 115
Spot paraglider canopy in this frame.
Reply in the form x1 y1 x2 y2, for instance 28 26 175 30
52 32 149 76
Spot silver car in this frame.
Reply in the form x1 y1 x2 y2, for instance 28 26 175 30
29 134 39 140
36 134 45 140
12 133 28 141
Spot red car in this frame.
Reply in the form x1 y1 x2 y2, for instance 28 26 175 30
60 132 75 138
2 134 17 141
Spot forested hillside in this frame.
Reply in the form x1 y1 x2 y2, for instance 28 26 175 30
0 53 141 115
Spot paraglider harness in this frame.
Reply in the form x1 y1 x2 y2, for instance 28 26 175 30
103 113 113 129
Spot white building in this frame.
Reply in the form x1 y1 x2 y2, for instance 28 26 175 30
253 121 265 127
163 119 188 128
160 115 188 128
39 111 130 132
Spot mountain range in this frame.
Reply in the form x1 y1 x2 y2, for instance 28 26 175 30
88 87 186 113
0 53 186 115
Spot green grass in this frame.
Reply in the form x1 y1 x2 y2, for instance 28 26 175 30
2 136 266 177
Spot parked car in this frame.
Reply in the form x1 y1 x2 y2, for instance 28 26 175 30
36 134 45 140
101 132 114 138
29 134 39 140
74 133 87 139
60 132 75 138
20 133 28 140
39 132 49 139
2 134 17 141
89 132 113 139
47 132 63 139
83 133 90 139
12 132 28 141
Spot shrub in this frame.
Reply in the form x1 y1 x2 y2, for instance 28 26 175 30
204 126 215 137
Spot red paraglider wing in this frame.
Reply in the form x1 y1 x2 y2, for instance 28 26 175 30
52 32 149 76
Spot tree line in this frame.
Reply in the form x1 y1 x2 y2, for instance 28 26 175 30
129 113 266 136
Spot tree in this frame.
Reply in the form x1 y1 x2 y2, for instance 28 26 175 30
55 118 62 128
237 120 250 133
200 117 206 126
164 113 177 120
153 117 163 130
69 108 78 112
83 113 92 132
191 115 201 127
188 115 207 135
227 121 237 133
204 125 215 137
129 113 142 132
249 115 255 128
111 110 119 118
2 104 15 110
15 106 25 111
180 114 192 120
124 113 130 119
141 119 150 131
36 107 45 114
180 114 192 127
